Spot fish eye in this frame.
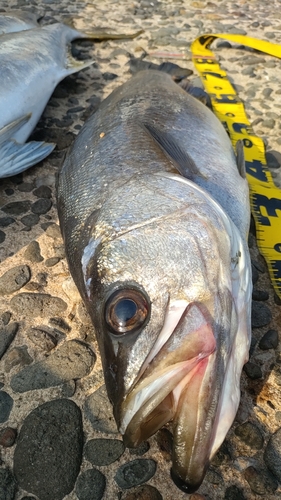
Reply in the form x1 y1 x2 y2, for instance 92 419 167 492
105 288 150 335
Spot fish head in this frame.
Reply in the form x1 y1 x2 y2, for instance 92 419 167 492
81 174 251 492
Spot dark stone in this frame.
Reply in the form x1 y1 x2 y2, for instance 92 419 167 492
224 485 246 500
102 72 118 81
4 346 33 372
206 468 223 485
259 329 279 350
20 214 40 227
1 311 11 326
264 427 281 482
33 186 52 198
24 241 44 263
61 380 76 397
0 217 15 228
10 340 95 392
251 301 272 328
121 484 163 500
156 428 173 459
0 322 19 360
251 264 259 285
0 468 17 500
49 317 71 332
75 468 106 500
244 466 265 495
10 292 67 317
0 427 17 447
5 188 14 196
85 438 124 466
115 459 157 489
45 223 62 239
0 265 31 295
0 230 5 244
243 362 262 379
25 326 60 351
234 422 264 449
31 198 52 215
252 289 269 301
84 385 118 434
129 441 150 456
1 201 31 215
17 182 34 192
0 391 13 423
274 292 281 305
14 399 83 500
266 150 281 169
45 257 60 267
4 345 32 372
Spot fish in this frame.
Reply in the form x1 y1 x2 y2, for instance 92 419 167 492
0 10 41 34
57 70 252 492
0 20 143 178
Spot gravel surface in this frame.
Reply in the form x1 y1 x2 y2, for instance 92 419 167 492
1 0 281 499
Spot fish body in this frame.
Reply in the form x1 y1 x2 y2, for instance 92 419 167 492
0 10 40 35
0 21 142 178
0 22 94 178
57 70 252 492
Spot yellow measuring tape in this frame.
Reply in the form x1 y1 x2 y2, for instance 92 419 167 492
191 34 281 300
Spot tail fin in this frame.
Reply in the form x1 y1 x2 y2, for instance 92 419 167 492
0 140 55 178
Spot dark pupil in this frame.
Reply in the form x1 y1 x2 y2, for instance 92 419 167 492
115 299 137 325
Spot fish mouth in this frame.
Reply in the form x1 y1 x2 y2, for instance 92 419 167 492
118 299 220 490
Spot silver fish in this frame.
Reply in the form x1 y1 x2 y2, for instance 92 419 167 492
57 70 252 492
0 22 143 178
0 10 41 35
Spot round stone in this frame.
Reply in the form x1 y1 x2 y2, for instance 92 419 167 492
31 198 52 215
84 438 125 466
0 427 17 447
234 422 264 449
14 399 83 500
224 485 246 499
251 301 272 328
0 265 31 296
243 362 262 379
10 292 67 317
0 468 16 500
259 329 279 350
0 391 14 423
84 385 118 434
264 428 281 482
33 186 52 198
75 468 106 500
121 484 163 500
115 459 157 489
1 201 31 215
24 241 44 263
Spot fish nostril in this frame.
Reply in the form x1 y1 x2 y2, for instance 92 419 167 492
170 468 202 494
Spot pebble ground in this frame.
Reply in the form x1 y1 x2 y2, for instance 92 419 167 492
1 0 281 499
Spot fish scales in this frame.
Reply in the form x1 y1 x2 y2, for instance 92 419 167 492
58 70 252 493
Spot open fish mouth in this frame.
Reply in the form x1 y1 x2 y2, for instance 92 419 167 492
117 299 219 491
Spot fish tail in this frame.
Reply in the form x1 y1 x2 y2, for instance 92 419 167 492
0 140 55 178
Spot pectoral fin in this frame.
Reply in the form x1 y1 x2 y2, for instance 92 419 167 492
143 123 206 181
0 115 32 145
235 140 246 179
0 140 55 178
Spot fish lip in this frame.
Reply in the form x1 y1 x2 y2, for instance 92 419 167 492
170 468 203 494
118 301 216 439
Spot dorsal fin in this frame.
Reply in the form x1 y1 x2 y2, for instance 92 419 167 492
142 122 206 181
235 140 246 178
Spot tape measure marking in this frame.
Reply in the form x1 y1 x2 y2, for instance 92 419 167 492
191 34 281 298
